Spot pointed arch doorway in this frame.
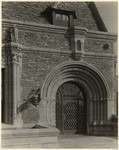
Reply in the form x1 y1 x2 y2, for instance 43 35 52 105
56 82 87 134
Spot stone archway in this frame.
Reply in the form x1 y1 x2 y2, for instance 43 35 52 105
40 61 110 133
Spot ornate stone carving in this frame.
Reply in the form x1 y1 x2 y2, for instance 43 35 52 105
10 24 18 43
5 42 22 65
7 52 22 65
11 52 22 64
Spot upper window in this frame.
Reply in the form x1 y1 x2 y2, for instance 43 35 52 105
55 13 69 26
62 14 68 21
56 13 62 20
42 7 76 27
56 13 68 20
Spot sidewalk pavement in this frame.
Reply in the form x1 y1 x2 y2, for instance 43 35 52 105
58 134 118 149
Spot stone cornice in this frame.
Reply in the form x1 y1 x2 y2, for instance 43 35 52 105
2 18 117 41
2 44 116 59
2 18 68 34
71 26 117 41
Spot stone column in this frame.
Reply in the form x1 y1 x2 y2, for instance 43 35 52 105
46 100 51 124
50 100 56 126
11 49 22 124
40 98 56 127
7 43 22 125
39 99 47 124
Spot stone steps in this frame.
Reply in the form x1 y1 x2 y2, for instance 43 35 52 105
2 127 60 148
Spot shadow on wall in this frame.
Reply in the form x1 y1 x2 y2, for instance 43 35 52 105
17 88 41 125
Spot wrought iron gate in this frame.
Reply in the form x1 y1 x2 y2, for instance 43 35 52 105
56 82 87 134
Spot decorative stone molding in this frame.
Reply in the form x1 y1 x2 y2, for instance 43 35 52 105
10 24 18 43
41 61 110 99
2 19 117 41
75 37 85 52
3 25 23 125
40 61 110 125
10 52 22 64
3 44 116 60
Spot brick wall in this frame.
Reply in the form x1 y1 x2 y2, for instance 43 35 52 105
84 39 114 54
83 57 114 97
21 52 114 100
2 2 116 125
21 52 72 124
21 52 72 100
20 51 115 124
2 2 103 31
18 31 70 51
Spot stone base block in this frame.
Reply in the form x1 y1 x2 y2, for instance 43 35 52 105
2 126 60 148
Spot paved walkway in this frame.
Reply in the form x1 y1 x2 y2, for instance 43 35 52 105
2 124 118 148
58 134 118 149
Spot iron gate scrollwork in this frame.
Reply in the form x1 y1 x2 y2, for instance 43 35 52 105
56 82 87 134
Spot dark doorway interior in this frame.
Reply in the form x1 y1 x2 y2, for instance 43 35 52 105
56 82 87 134
2 68 5 123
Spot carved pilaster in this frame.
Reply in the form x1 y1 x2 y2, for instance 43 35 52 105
40 99 47 124
4 24 23 125
11 46 22 125
70 28 84 61
50 100 56 126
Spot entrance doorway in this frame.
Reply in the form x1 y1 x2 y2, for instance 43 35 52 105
56 82 87 134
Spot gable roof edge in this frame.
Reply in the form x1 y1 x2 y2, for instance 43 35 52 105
87 2 108 32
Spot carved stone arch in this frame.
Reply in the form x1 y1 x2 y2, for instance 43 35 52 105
41 61 110 100
40 61 110 130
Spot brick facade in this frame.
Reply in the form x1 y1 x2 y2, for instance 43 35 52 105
2 2 105 31
2 2 117 132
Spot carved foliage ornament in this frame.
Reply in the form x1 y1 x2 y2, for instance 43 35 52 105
7 52 22 64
